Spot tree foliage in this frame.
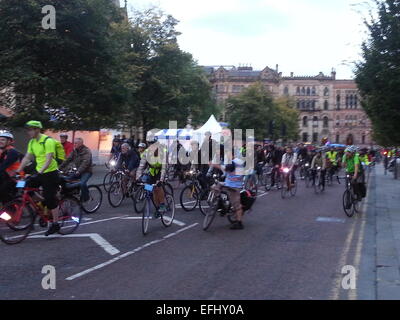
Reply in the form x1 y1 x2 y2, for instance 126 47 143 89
355 0 400 146
226 83 299 142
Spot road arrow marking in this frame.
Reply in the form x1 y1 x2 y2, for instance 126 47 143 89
28 233 120 255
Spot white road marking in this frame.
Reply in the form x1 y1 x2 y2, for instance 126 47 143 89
122 216 186 227
316 217 346 223
28 233 120 255
65 223 199 281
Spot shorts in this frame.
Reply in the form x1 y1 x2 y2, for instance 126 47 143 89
27 171 60 210
223 186 242 212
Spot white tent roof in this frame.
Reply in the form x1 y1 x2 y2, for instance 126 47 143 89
194 115 222 134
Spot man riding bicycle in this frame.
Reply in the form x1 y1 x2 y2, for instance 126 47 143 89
59 138 93 203
136 139 168 214
310 149 327 188
0 130 20 204
211 158 246 230
17 121 61 236
281 146 297 186
341 146 366 201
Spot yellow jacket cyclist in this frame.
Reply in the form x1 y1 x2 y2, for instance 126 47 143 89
17 121 61 236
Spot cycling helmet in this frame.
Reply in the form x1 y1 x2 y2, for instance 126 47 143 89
138 143 147 148
25 120 43 129
345 145 357 153
0 130 14 140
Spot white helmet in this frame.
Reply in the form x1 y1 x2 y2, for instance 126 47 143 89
138 143 147 148
0 130 14 140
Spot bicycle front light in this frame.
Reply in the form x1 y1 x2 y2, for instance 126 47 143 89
0 212 12 221
110 160 116 166
283 168 290 173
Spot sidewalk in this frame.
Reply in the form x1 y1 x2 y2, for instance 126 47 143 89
368 164 400 299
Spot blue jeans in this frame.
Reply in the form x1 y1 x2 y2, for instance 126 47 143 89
67 172 92 202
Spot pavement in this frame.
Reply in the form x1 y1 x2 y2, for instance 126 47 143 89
0 164 399 300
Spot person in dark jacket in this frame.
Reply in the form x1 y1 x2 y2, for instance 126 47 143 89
117 143 140 178
269 145 284 188
59 138 93 202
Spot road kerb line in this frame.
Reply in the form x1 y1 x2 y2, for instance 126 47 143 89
65 223 198 281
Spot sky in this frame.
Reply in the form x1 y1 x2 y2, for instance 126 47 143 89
124 0 376 79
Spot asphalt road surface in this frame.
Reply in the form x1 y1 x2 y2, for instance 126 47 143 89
0 172 374 300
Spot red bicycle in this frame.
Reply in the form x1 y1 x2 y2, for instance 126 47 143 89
0 176 82 245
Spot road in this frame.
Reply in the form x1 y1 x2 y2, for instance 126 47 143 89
0 171 375 300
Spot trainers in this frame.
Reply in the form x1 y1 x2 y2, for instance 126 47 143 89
230 221 244 230
45 223 60 236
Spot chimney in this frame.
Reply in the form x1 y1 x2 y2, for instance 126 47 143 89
331 68 336 80
290 72 294 77
276 64 279 72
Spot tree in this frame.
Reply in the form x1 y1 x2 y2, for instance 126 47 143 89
0 0 126 130
226 83 299 141
355 0 400 146
124 8 218 133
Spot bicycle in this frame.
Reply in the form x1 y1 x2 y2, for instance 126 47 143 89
243 170 258 196
138 183 175 235
266 165 282 191
134 179 174 214
103 168 124 192
281 167 297 199
60 169 103 214
179 170 209 214
313 167 325 194
107 170 138 208
0 176 82 245
338 175 360 217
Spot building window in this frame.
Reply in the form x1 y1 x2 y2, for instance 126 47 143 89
296 100 300 109
345 95 349 108
336 94 341 109
312 100 316 110
302 132 309 142
306 87 311 96
336 116 340 126
313 116 318 127
301 87 306 96
296 87 300 95
232 85 243 93
284 86 289 95
324 100 329 110
312 87 316 96
324 87 329 96
323 116 329 128
303 116 308 127
355 95 358 108
362 134 366 144
336 134 340 143
312 132 318 143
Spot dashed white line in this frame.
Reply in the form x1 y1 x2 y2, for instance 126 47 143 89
65 223 199 281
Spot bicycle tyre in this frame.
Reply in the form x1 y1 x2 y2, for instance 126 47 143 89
161 194 175 227
81 185 103 214
179 185 199 212
58 196 82 235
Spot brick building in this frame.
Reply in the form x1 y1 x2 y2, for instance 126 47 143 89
204 65 373 146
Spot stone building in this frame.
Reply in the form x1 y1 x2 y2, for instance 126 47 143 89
204 65 373 146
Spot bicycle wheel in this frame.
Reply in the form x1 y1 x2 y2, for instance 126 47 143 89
314 174 322 194
180 184 199 212
198 189 210 216
163 183 174 196
342 190 354 217
202 192 218 231
58 196 82 235
108 181 125 208
81 185 103 214
246 175 258 196
0 200 35 245
134 186 146 214
281 177 289 199
142 198 150 235
161 194 175 227
290 180 298 196
103 172 114 192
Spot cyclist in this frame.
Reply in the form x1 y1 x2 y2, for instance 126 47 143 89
136 140 168 214
326 146 338 177
342 146 366 201
117 143 140 179
108 138 122 163
60 133 74 158
59 138 93 202
268 144 284 189
137 143 147 158
310 149 327 188
0 130 20 204
17 121 61 236
212 158 246 230
281 146 297 186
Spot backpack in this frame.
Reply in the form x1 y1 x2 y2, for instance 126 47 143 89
240 189 256 211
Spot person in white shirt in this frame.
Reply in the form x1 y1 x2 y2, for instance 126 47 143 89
281 146 298 185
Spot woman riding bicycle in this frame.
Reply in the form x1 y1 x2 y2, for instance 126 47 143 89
281 146 297 186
